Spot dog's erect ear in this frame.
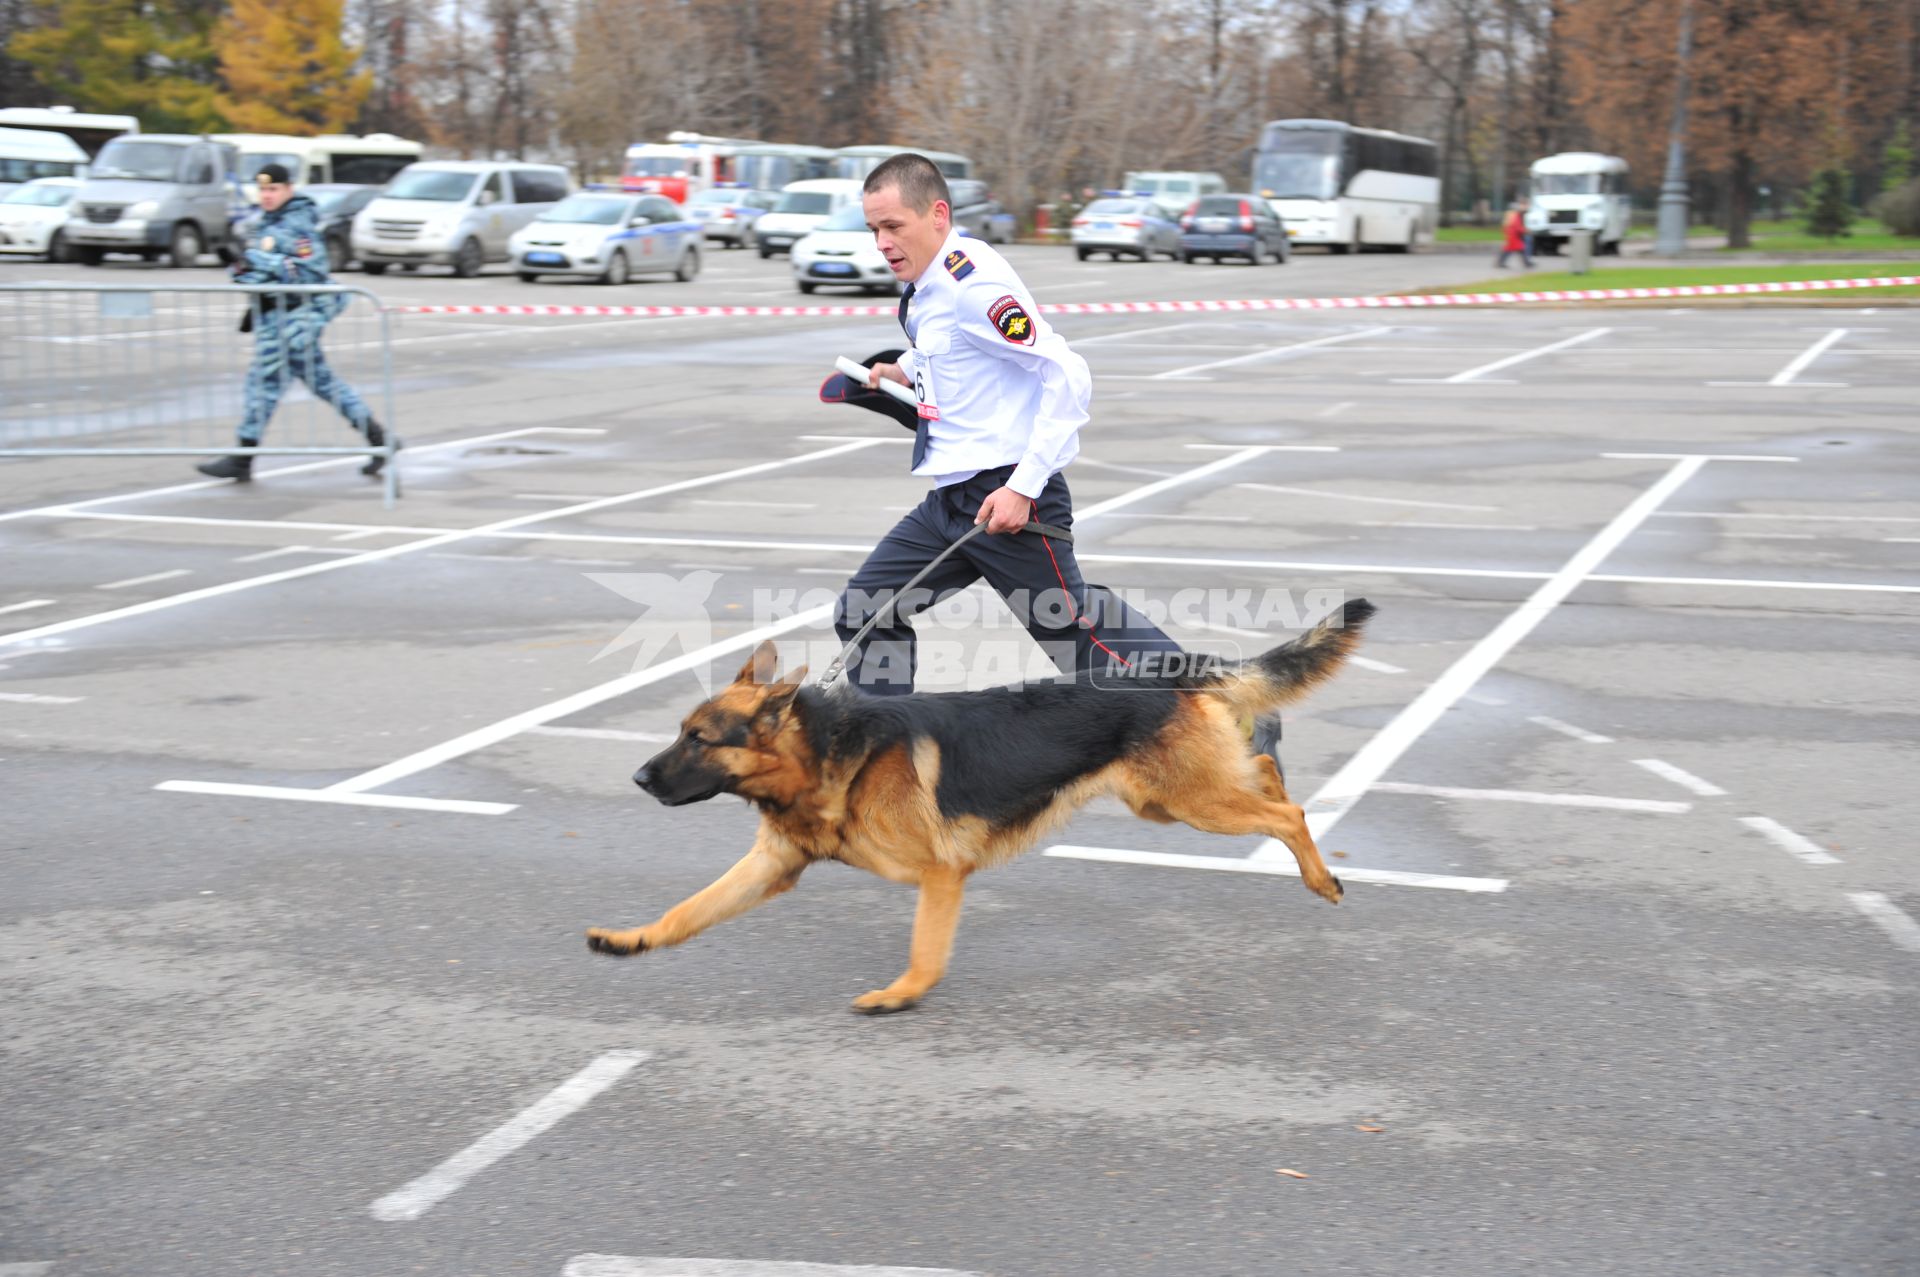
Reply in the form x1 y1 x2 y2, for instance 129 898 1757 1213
734 639 782 687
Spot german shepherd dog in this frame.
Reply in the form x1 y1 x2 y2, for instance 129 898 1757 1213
586 598 1374 1013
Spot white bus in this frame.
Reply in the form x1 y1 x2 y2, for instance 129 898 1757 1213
1252 118 1439 253
731 142 834 192
0 126 89 193
0 105 138 157
215 133 423 200
831 146 972 182
1523 152 1632 256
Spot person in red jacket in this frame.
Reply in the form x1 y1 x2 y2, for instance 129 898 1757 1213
1495 198 1534 269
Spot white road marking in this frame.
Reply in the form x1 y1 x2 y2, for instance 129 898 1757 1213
1357 520 1539 531
0 599 55 616
1846 893 1920 954
1632 758 1727 796
1317 401 1356 417
564 1258 984 1277
1075 445 1278 519
4 439 886 649
97 568 191 590
1394 326 1610 384
155 781 517 816
1656 511 1920 523
1770 327 1848 386
0 692 83 704
232 545 364 564
1236 482 1498 512
1254 453 1709 856
1528 715 1614 744
1101 511 1251 523
1739 815 1841 866
690 498 820 510
1369 782 1690 813
1151 327 1391 380
1603 452 1797 463
1045 845 1508 893
527 725 675 744
0 1263 56 1276
1075 320 1210 345
370 1050 648 1222
1348 655 1408 674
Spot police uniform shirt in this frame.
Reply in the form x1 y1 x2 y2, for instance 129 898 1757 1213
895 229 1091 499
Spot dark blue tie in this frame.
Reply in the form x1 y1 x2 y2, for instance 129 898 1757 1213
899 284 929 469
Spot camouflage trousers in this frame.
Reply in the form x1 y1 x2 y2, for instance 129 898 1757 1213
239 307 373 443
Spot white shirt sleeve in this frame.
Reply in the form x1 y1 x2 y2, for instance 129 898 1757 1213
954 282 1090 499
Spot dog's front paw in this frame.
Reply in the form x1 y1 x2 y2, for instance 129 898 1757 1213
851 988 919 1015
586 927 650 956
1308 874 1344 905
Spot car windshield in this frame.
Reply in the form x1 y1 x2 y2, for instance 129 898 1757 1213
775 191 833 214
539 195 629 225
91 141 187 182
1084 199 1142 216
1 183 73 207
818 204 869 232
1533 173 1602 195
240 152 301 181
383 169 478 202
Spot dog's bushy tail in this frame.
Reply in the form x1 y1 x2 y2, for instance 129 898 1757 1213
1194 598 1376 713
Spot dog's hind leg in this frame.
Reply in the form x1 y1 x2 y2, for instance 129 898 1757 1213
587 836 808 956
853 864 968 1015
1140 755 1343 905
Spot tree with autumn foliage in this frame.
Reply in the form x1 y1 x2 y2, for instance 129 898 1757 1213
10 0 225 132
216 0 369 134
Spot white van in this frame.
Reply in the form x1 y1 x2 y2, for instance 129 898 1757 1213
352 161 573 276
0 126 89 195
217 133 424 201
1524 153 1632 256
1123 170 1228 219
752 178 865 258
66 134 237 267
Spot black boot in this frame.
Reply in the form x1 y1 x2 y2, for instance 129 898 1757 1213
196 441 255 481
1251 714 1285 786
360 419 403 477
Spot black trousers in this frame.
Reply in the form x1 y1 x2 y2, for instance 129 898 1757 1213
834 465 1182 695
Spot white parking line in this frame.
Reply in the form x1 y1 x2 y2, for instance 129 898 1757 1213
1358 520 1538 532
526 725 675 744
0 692 84 704
0 599 56 616
1846 893 1920 954
0 1263 56 1276
1528 715 1614 744
1632 758 1727 796
371 1050 648 1222
1236 482 1498 512
1045 845 1508 893
98 569 191 590
1706 328 1850 388
1150 326 1391 380
1253 452 1709 855
564 1258 985 1277
1394 327 1610 385
1739 816 1841 866
1369 782 1690 813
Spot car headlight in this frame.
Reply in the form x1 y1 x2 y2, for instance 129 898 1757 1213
125 200 159 220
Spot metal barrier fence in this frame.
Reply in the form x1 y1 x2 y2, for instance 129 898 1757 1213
0 282 399 504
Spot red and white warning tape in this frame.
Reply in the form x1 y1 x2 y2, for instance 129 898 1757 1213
394 275 1920 319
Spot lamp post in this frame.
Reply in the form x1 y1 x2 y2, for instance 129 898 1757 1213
1655 0 1695 257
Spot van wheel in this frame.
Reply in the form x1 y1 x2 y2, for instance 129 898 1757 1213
452 237 484 277
164 223 202 268
1075 247 1089 261
600 249 630 286
327 231 353 270
517 271 539 283
362 262 390 275
674 246 699 282
758 245 773 259
48 228 72 264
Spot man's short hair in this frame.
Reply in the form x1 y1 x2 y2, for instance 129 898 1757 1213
863 152 950 215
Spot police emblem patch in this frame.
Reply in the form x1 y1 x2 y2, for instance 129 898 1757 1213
943 249 974 280
294 236 314 258
987 294 1035 345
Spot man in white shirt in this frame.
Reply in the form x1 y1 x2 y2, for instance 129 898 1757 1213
831 153 1184 696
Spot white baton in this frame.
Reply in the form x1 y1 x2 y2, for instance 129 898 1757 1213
834 356 917 408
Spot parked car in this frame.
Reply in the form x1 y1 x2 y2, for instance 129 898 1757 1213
1179 194 1290 264
685 186 778 249
1070 197 1180 261
0 176 79 261
352 161 572 277
66 134 237 267
791 203 901 295
948 178 1014 244
754 178 864 257
508 191 700 285
223 182 381 270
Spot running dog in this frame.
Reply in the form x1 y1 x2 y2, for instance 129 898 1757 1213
586 598 1374 1013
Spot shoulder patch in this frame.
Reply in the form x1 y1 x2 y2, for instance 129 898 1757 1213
987 294 1035 346
294 236 314 258
943 249 974 280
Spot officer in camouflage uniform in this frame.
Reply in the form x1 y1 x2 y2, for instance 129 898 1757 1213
196 163 398 481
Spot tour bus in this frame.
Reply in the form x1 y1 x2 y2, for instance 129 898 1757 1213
831 145 972 182
1523 152 1632 255
1252 118 1439 253
215 133 424 200
0 105 138 157
622 133 746 202
0 126 89 193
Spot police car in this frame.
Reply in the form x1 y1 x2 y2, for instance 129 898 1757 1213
790 203 902 295
685 185 777 249
508 191 700 284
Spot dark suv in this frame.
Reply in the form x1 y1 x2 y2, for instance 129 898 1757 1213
1179 194 1289 265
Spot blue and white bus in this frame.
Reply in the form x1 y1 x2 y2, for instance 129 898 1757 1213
1252 118 1439 253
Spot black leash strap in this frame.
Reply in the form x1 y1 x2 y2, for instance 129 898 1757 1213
816 520 1072 690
